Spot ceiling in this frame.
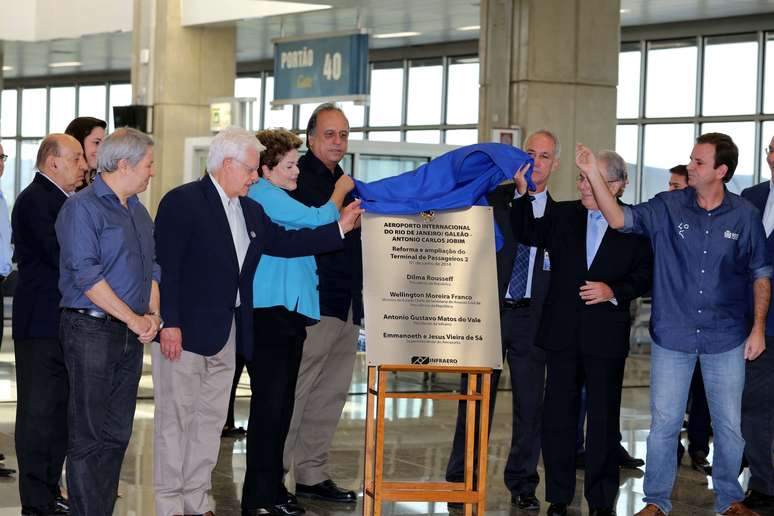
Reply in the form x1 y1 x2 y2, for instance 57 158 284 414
3 0 774 80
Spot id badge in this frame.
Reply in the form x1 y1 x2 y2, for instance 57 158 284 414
542 250 551 271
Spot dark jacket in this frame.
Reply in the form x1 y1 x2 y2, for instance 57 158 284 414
154 174 343 360
290 151 363 324
12 173 68 340
511 196 654 357
741 181 774 336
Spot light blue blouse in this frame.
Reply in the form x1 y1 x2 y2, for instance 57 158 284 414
248 178 339 320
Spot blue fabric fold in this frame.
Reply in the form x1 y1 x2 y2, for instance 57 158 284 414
353 143 533 251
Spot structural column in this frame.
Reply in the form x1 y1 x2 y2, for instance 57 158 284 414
132 0 235 209
479 0 620 200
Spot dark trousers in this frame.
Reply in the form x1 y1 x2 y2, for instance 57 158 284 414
14 338 69 513
225 353 248 429
445 306 546 495
242 306 307 509
60 310 144 516
685 362 711 455
542 350 626 509
742 340 774 495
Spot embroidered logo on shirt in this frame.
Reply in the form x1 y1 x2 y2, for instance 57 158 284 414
677 222 690 239
724 230 739 241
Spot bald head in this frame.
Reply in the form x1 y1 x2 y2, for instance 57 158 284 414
36 134 88 193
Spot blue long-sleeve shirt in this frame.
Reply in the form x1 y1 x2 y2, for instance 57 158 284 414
249 178 339 320
622 186 771 353
56 174 160 315
0 191 12 277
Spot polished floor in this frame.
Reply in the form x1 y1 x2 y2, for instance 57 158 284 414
0 332 761 516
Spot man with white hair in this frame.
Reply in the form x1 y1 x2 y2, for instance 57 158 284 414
56 127 161 515
153 126 362 516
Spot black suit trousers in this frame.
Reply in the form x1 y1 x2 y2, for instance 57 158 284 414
242 306 307 509
445 306 546 495
742 339 774 495
542 349 625 508
14 338 69 512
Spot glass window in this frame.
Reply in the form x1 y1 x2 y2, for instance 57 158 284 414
298 101 365 134
615 125 639 205
78 85 107 120
1 139 16 204
264 76 293 129
642 124 695 200
407 59 443 126
21 88 47 137
349 131 364 141
765 34 774 114
49 87 76 133
369 63 403 127
368 131 401 142
234 77 262 130
617 44 641 119
1 89 18 137
762 121 774 181
108 83 132 132
701 122 755 193
20 139 42 191
357 154 429 182
445 129 478 146
645 40 697 118
703 35 757 116
406 130 440 144
446 57 479 124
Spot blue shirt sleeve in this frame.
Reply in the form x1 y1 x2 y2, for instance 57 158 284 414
622 196 665 238
746 210 773 280
55 198 105 293
253 186 339 229
0 194 12 276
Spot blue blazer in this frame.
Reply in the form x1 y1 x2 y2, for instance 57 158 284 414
11 173 68 341
741 181 774 336
154 174 343 360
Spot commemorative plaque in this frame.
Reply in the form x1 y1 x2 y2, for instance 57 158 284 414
362 206 502 368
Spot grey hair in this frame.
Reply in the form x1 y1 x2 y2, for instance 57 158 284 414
597 150 627 182
97 127 153 173
524 128 561 158
207 126 265 173
305 102 349 139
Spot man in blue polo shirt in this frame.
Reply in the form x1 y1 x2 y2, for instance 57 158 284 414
575 132 771 516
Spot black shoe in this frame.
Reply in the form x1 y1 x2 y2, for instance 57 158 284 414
0 466 15 477
511 494 540 510
619 448 645 469
547 503 568 516
54 495 70 514
295 480 356 503
0 452 4 461
744 489 774 509
590 509 616 516
677 442 685 465
689 451 712 475
221 425 247 438
575 451 586 469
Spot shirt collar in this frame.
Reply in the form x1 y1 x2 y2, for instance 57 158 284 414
92 173 138 205
210 172 239 207
300 150 343 180
37 171 71 197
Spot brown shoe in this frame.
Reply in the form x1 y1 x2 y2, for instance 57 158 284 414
634 504 666 516
718 502 760 515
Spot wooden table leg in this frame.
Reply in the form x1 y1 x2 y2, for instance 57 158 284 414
363 366 377 516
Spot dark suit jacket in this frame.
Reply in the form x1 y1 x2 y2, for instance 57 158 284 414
488 183 552 341
511 196 653 357
154 174 344 360
11 173 68 340
741 181 774 335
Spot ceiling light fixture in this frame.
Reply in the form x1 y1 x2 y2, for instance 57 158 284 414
49 61 82 68
457 25 480 31
373 32 421 39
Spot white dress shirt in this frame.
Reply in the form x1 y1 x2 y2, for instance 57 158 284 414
762 181 774 237
508 189 548 299
211 175 250 306
38 171 72 198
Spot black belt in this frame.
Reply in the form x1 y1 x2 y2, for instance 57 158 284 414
503 298 531 309
64 308 126 326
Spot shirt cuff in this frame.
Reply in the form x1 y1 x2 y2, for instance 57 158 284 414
621 205 634 233
752 265 773 280
337 222 345 239
608 297 618 306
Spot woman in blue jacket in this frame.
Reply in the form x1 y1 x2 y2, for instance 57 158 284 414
241 128 353 516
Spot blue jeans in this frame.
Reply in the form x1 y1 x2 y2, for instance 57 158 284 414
60 310 144 516
643 343 745 514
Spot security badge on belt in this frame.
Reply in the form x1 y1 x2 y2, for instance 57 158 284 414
542 250 551 271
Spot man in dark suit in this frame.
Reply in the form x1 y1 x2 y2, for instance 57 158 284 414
511 150 653 516
739 138 774 511
153 126 362 516
445 129 559 511
13 134 87 515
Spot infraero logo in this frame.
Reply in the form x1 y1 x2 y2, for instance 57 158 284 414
410 356 458 365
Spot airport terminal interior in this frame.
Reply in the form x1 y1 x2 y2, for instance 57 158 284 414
2 0 774 514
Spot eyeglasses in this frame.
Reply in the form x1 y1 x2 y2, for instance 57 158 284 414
576 174 621 184
231 158 259 174
0 155 7 163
